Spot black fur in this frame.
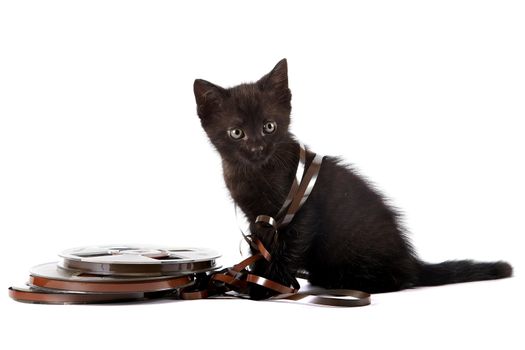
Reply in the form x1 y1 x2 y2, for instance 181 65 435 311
193 59 513 299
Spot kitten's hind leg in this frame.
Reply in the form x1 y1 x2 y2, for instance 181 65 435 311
307 263 416 294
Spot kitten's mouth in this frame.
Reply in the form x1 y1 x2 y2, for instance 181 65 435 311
246 155 271 166
240 151 273 167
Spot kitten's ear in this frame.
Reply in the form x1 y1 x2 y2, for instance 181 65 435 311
258 59 291 106
259 58 288 92
193 79 226 118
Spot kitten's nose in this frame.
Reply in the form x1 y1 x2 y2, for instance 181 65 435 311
250 145 264 153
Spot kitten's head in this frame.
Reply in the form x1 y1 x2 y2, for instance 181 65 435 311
194 59 292 167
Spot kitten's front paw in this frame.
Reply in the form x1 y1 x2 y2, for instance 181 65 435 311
248 284 277 300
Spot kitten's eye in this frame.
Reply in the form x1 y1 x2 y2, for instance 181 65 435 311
263 121 277 134
228 128 245 140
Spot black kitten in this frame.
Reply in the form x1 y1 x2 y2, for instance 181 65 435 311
194 59 512 299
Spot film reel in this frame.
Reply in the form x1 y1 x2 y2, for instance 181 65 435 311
8 286 174 305
8 244 222 305
29 262 193 293
59 245 220 276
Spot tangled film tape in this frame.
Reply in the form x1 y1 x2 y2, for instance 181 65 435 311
9 145 371 307
9 244 371 307
8 245 220 304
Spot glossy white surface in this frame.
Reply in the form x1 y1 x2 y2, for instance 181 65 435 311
1 1 523 349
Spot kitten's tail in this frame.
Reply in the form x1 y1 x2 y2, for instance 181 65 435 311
416 260 513 287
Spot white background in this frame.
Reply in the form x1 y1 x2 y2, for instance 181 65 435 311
1 1 523 349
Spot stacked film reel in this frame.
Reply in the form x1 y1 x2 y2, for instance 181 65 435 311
8 245 220 304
